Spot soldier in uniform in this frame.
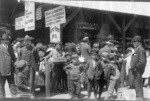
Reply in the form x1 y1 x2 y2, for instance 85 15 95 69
80 37 91 61
0 34 17 98
18 35 37 98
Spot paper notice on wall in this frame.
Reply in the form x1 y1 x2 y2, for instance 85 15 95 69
25 2 35 31
45 6 66 27
15 16 25 30
36 7 42 20
50 24 60 43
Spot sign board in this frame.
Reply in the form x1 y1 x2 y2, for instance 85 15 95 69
36 7 42 20
50 24 60 43
50 57 67 63
45 6 66 27
15 16 25 30
25 2 35 31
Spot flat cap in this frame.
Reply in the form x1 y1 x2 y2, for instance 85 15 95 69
15 60 26 69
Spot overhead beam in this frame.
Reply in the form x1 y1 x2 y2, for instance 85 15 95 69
106 12 122 33
62 8 80 28
124 15 136 32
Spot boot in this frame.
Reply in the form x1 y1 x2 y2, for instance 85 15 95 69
94 93 97 99
71 94 75 100
87 92 91 100
76 94 81 100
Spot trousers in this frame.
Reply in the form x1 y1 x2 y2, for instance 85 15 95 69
133 71 144 98
0 73 17 98
70 79 81 96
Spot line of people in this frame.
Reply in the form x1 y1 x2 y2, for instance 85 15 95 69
0 33 147 101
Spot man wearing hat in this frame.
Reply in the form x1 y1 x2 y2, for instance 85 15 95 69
130 35 146 101
18 35 36 98
80 37 91 61
0 34 17 98
15 60 31 97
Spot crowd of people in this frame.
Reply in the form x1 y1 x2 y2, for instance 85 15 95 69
0 32 149 101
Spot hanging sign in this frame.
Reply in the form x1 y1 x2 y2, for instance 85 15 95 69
15 16 25 30
50 24 60 43
36 7 42 20
45 6 66 27
25 2 35 31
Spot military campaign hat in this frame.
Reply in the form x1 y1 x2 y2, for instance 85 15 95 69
24 35 34 41
15 60 26 69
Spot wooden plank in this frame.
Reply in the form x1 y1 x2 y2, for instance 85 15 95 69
125 15 136 32
106 12 122 33
45 61 51 97
62 8 80 28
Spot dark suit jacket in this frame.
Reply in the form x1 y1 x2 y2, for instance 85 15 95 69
130 46 146 74
85 59 103 80
0 44 16 76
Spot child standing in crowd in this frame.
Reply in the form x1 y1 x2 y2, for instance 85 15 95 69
15 60 31 97
142 50 150 88
64 53 84 100
104 53 120 100
85 49 103 99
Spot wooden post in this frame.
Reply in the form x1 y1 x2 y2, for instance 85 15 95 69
122 16 126 54
60 25 63 43
45 61 51 97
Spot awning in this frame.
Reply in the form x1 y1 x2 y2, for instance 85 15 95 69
21 0 150 17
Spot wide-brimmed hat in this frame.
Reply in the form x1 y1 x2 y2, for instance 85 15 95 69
15 60 26 69
106 34 114 40
24 35 34 41
36 43 45 51
105 41 114 45
132 35 142 42
101 52 109 59
72 54 79 59
1 34 9 40
83 37 89 42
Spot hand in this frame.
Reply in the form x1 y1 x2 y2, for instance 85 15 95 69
110 76 115 80
27 87 31 90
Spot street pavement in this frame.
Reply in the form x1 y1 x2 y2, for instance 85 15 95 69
5 81 150 100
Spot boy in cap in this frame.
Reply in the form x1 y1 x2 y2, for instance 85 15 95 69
64 53 84 100
85 48 104 99
16 60 31 97
104 53 121 100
